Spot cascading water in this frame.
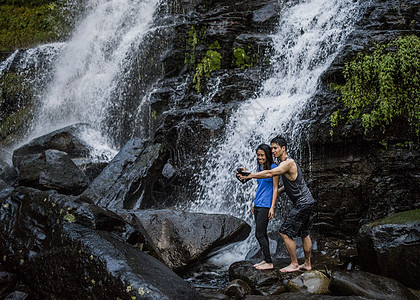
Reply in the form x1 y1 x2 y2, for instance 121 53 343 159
188 0 362 271
2 0 161 157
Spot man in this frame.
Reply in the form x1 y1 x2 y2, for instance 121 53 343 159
238 136 315 272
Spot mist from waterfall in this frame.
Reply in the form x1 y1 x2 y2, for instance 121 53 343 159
188 0 361 266
2 0 160 156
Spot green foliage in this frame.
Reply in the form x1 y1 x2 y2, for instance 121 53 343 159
330 35 420 135
193 48 222 92
370 209 420 226
233 47 253 69
191 41 222 93
0 106 33 142
0 1 75 51
184 26 198 65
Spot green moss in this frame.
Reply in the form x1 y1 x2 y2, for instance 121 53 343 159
0 1 77 51
370 209 420 226
184 26 198 66
330 35 420 135
193 48 222 92
233 47 253 69
0 105 33 141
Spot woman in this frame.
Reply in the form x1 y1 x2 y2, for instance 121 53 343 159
242 144 279 270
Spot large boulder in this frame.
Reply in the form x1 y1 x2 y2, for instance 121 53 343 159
356 209 420 289
328 270 418 300
229 259 300 296
16 149 89 195
12 123 93 167
81 138 168 210
286 271 330 295
0 148 17 185
133 209 251 271
0 187 204 299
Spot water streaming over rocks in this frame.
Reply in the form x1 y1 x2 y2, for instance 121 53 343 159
0 0 162 158
188 0 362 268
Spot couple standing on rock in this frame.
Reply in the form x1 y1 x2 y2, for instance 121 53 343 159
237 136 316 272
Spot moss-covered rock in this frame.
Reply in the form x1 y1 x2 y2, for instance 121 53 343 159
0 0 81 52
357 209 420 289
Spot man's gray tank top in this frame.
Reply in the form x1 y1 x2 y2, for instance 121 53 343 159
281 157 315 206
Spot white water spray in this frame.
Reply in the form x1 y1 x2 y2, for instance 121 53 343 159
189 0 361 266
24 0 160 150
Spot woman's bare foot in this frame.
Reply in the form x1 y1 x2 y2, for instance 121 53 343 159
279 264 300 273
253 260 266 267
255 262 274 270
298 263 312 271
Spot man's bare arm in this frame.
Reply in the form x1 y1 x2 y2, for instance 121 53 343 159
239 161 291 179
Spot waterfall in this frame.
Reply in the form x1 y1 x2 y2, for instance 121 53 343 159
2 0 161 154
189 0 361 265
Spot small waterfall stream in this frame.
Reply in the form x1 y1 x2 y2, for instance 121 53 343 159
187 0 361 273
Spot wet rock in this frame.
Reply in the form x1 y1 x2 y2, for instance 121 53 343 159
357 210 420 289
224 279 252 299
71 157 108 182
0 179 8 189
133 209 251 271
4 291 28 300
286 271 329 295
82 138 168 210
0 187 204 299
200 288 231 300
12 123 93 168
0 271 17 298
16 149 89 195
229 260 291 295
299 0 420 236
0 148 17 185
245 294 369 299
328 270 418 300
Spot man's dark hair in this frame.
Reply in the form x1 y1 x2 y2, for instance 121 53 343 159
271 136 287 149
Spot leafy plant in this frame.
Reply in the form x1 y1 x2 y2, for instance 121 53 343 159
330 35 420 135
233 47 252 69
193 41 222 92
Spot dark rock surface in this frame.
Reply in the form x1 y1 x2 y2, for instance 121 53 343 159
12 123 93 167
0 187 204 299
328 270 418 300
133 209 251 271
245 294 369 300
356 210 420 289
17 149 89 195
224 278 252 299
299 0 420 236
81 138 168 210
0 148 17 185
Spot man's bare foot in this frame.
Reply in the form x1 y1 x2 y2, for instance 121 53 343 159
279 264 300 273
253 260 266 267
255 262 274 270
298 263 312 271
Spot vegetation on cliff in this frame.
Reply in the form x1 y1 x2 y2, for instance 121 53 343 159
0 0 79 51
330 35 420 136
193 41 222 93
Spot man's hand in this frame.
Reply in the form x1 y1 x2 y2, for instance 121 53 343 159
251 204 255 215
236 167 251 181
268 207 275 220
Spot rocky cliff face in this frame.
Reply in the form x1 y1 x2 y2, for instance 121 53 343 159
1 0 419 237
299 0 420 235
142 0 420 236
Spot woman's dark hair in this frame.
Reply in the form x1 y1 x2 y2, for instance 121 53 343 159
256 144 274 171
